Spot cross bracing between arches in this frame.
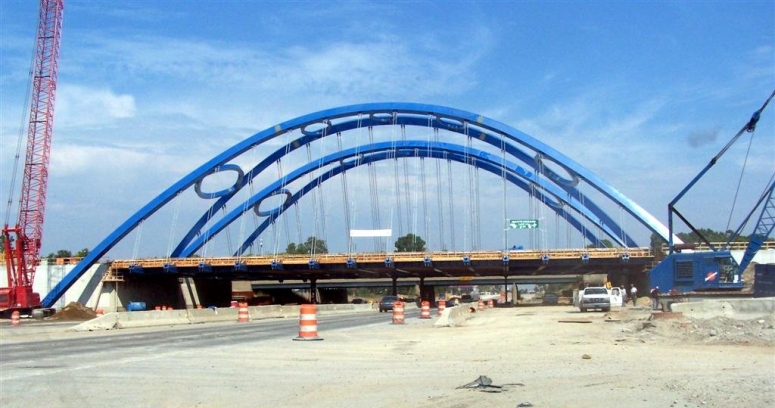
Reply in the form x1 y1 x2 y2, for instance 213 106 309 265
42 102 679 307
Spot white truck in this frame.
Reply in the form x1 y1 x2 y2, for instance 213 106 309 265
578 287 611 312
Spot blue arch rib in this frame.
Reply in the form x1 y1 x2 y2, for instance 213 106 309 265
180 140 626 256
43 102 675 307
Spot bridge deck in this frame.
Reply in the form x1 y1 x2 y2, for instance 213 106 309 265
105 248 653 281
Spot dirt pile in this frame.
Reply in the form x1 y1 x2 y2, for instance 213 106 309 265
50 302 97 321
618 309 775 346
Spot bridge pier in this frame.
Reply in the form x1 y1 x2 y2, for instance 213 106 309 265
179 277 201 309
391 277 398 296
309 279 318 304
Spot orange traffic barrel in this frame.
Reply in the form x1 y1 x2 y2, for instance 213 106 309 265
11 310 20 326
487 299 494 308
437 300 446 316
95 309 104 317
155 306 161 311
294 304 323 341
196 305 203 309
477 299 484 311
237 302 250 323
419 301 431 319
391 301 405 324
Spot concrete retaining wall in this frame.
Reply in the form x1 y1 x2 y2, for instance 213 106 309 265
71 303 376 331
670 298 775 319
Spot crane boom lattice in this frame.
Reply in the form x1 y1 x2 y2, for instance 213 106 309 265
2 0 65 311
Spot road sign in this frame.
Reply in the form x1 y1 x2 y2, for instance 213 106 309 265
508 219 539 229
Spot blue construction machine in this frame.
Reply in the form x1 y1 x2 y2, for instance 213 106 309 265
649 90 775 294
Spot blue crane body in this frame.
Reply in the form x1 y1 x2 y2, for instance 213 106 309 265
649 91 775 294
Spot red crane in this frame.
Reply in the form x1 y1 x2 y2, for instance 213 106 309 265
1 0 65 314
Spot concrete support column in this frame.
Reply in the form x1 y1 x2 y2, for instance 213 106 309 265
179 277 201 309
391 277 398 296
511 281 518 305
309 279 318 304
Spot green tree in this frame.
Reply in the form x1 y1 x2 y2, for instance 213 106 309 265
586 239 613 249
75 248 89 257
46 249 72 259
394 233 426 252
286 236 328 254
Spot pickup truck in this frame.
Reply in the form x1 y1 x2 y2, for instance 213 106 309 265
579 287 611 312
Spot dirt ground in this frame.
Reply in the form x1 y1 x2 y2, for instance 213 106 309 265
2 302 772 408
240 303 773 408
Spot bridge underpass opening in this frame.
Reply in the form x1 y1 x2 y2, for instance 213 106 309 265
44 103 672 308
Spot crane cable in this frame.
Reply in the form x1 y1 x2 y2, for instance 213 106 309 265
4 49 36 228
725 114 758 234
723 89 775 235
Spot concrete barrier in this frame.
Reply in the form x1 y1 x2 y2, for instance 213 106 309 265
433 303 475 327
71 303 378 331
671 298 775 319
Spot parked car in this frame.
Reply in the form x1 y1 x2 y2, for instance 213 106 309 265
542 292 559 305
379 295 399 312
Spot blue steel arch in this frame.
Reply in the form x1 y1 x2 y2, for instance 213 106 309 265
42 102 679 307
172 114 638 256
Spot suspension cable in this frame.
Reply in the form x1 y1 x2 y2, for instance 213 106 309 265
201 173 218 258
435 128 445 251
337 131 353 255
465 122 473 253
471 161 482 251
619 205 626 247
422 116 433 251
368 126 382 251
393 123 404 238
132 221 144 261
529 183 535 249
501 135 508 252
446 153 456 252
402 127 412 236
579 191 588 248
165 192 182 261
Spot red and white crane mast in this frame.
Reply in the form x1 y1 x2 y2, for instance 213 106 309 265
2 0 64 312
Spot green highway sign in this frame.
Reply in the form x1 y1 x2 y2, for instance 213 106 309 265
508 219 539 229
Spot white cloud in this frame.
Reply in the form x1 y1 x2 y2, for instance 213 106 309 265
50 143 147 177
56 84 136 128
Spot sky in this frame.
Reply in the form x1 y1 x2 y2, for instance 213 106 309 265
1 0 773 259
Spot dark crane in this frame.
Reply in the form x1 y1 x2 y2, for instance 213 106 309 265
1 0 65 315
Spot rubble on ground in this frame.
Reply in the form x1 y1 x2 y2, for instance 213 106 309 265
617 309 774 346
